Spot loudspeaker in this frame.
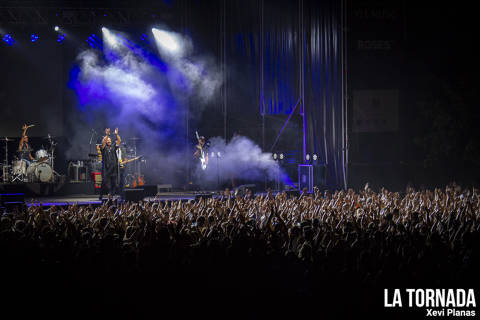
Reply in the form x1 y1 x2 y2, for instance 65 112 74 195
124 188 144 202
195 193 213 200
157 184 173 192
142 185 157 197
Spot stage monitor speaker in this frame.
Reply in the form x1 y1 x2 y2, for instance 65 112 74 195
157 184 172 192
142 185 157 197
124 188 144 202
195 193 213 200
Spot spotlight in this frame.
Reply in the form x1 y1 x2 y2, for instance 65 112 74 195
152 28 179 53
54 26 59 32
217 152 221 158
273 153 278 160
30 34 39 43
279 153 284 160
312 154 318 161
102 27 118 48
210 152 215 158
2 33 15 46
305 154 310 162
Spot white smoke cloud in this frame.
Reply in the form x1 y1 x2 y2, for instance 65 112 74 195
193 135 284 185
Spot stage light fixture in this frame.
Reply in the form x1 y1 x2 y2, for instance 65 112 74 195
312 154 318 161
152 28 179 53
217 152 221 158
30 34 39 43
57 34 65 43
54 26 59 32
279 153 284 160
102 27 119 48
210 152 215 158
306 154 310 161
273 153 278 160
2 33 15 46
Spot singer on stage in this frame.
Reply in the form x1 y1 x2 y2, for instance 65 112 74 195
99 127 121 201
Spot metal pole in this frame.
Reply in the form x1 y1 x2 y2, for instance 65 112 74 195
300 0 306 163
344 0 349 189
223 0 227 141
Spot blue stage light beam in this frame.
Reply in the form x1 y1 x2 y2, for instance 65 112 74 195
86 34 102 50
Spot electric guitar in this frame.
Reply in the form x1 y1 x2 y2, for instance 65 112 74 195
119 156 141 168
195 131 207 170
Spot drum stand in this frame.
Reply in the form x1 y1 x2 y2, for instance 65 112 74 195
48 138 61 183
2 137 11 183
11 165 25 183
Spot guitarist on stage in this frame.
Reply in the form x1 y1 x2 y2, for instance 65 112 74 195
193 132 208 170
116 144 141 196
116 143 128 197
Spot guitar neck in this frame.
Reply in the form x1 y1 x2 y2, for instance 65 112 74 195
121 156 140 165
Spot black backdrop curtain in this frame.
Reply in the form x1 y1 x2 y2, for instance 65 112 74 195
193 0 346 188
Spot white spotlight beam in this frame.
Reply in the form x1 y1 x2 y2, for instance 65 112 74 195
102 27 119 49
152 28 180 54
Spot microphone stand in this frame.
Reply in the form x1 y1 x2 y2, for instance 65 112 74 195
88 129 97 182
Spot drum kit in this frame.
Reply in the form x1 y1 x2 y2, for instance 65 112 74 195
1 134 58 183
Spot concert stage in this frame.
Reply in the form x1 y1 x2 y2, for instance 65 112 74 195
1 181 292 210
25 191 220 208
1 182 223 210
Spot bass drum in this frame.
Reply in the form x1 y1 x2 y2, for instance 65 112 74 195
35 163 53 183
26 162 37 181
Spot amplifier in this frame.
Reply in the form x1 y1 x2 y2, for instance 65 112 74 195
124 188 144 202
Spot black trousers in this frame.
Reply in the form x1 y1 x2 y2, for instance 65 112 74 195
100 173 117 199
116 168 125 196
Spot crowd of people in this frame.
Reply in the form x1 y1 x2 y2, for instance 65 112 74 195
1 183 479 318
